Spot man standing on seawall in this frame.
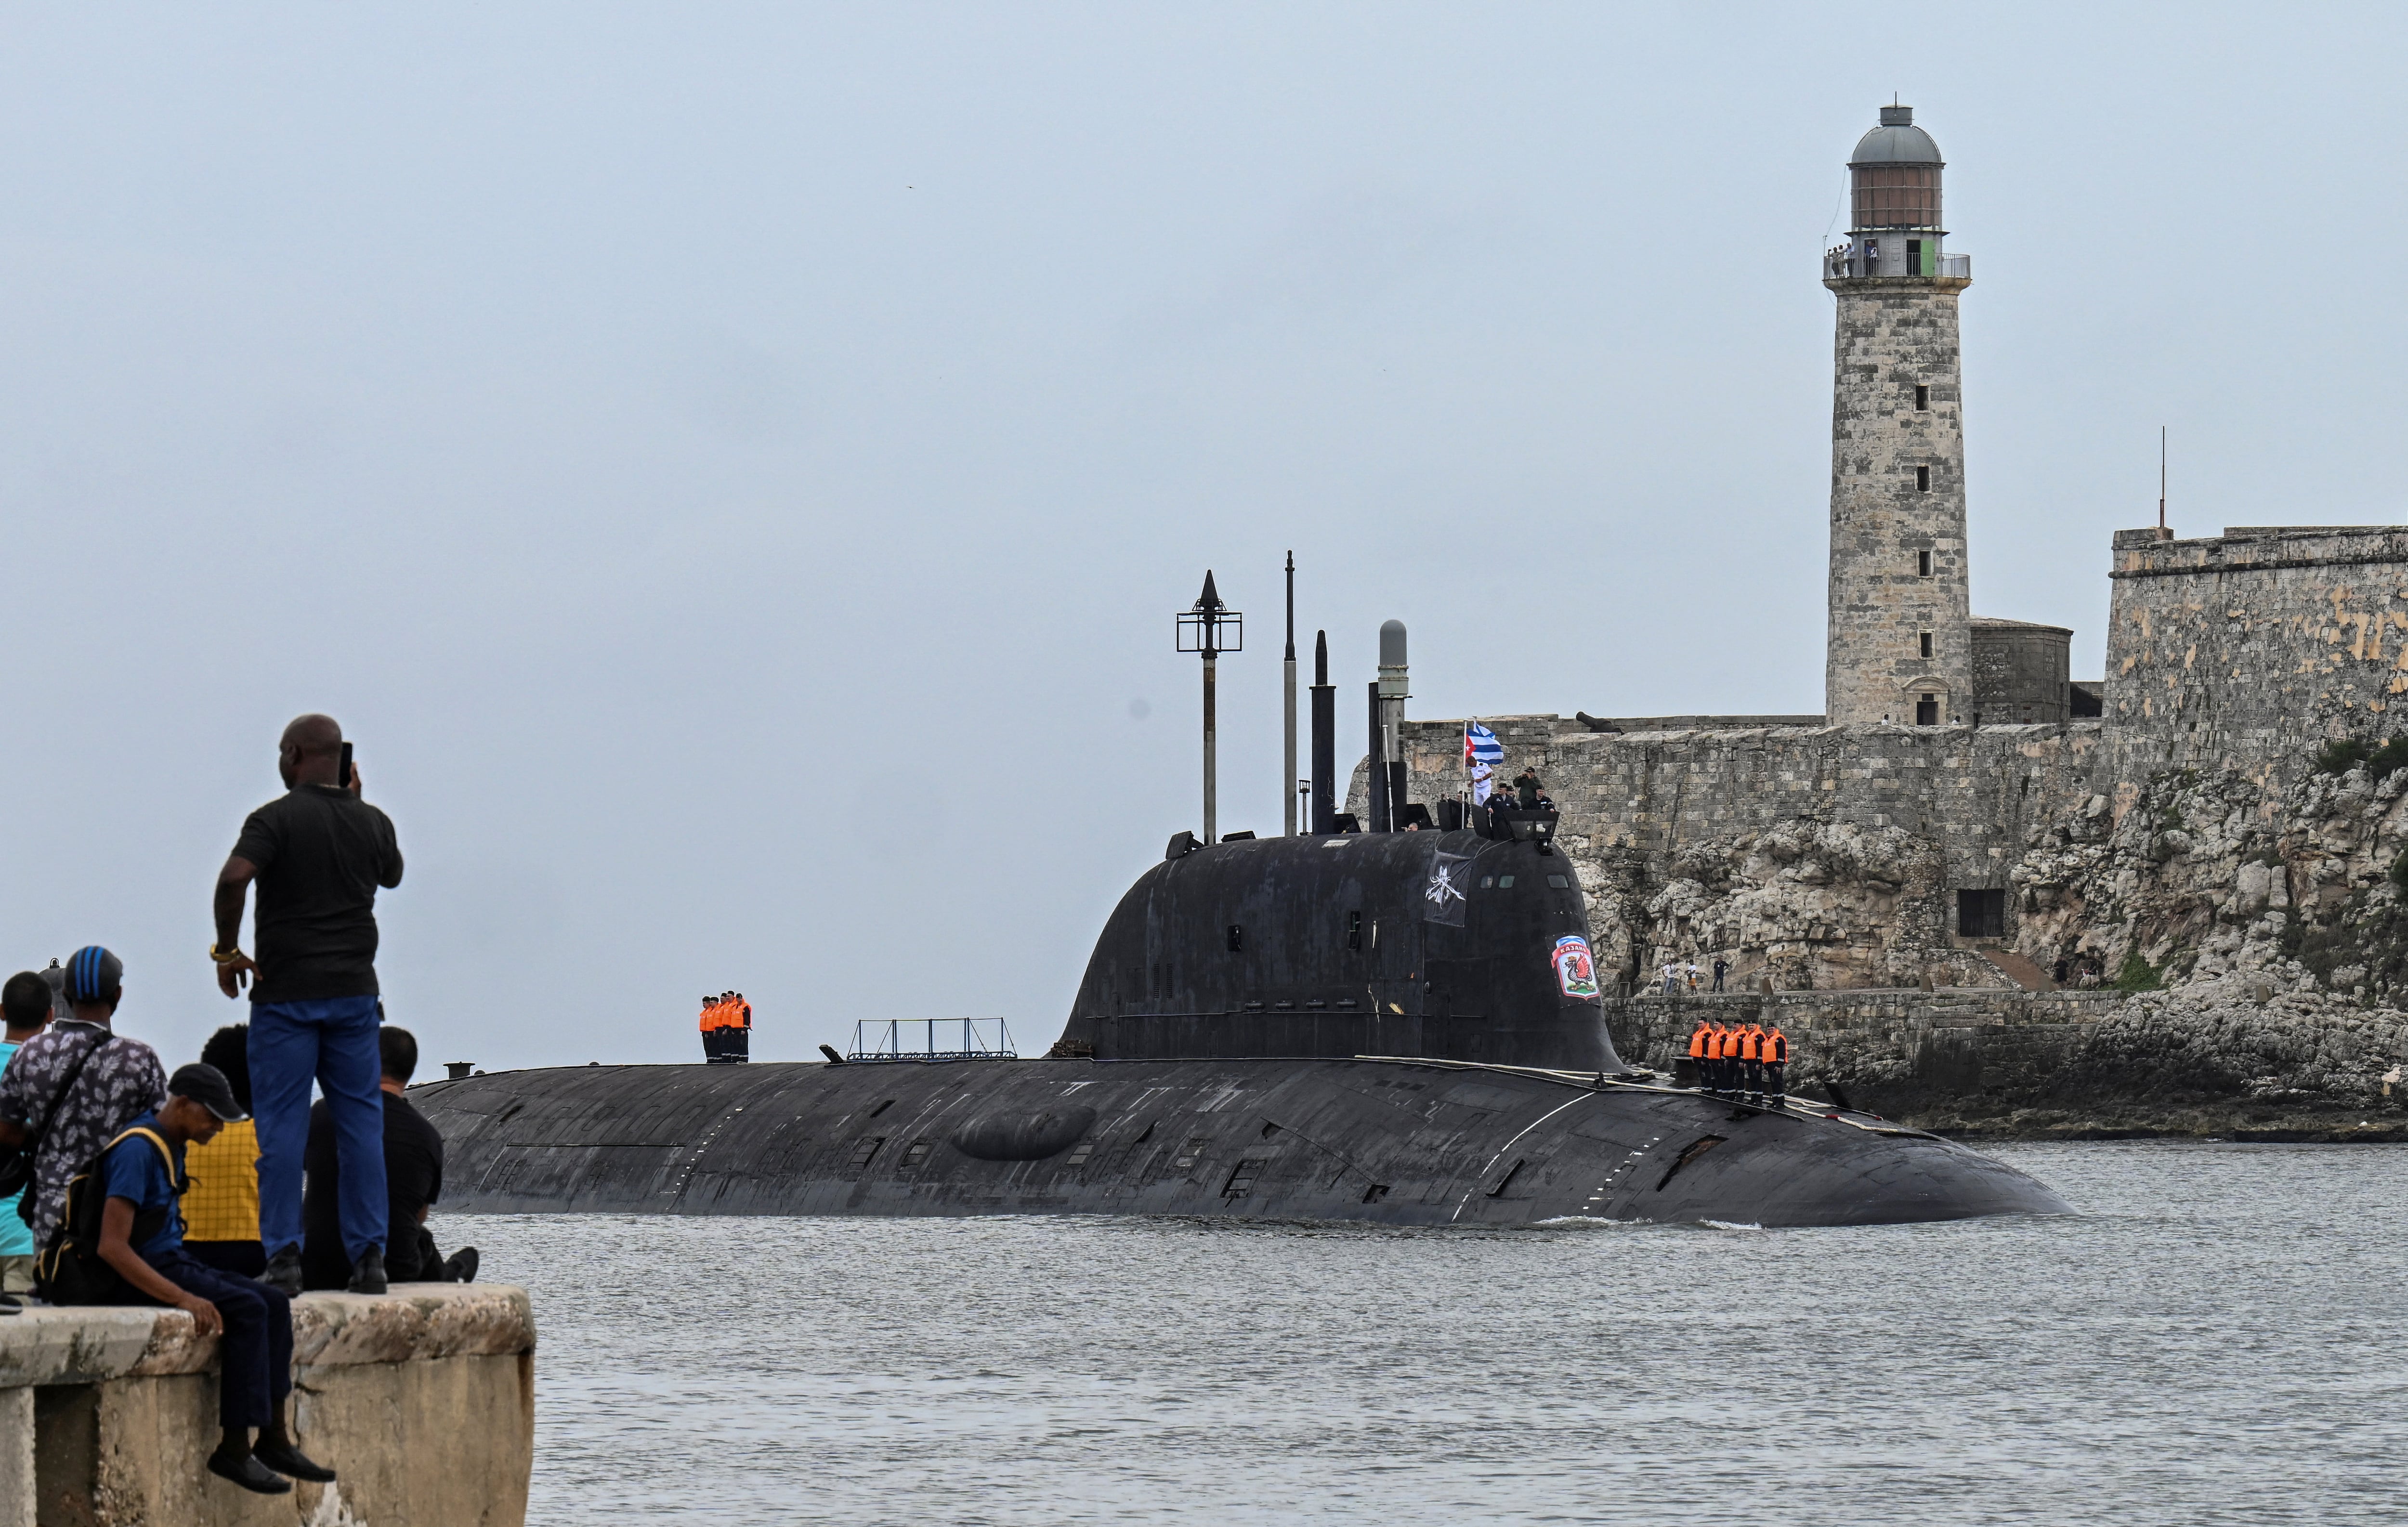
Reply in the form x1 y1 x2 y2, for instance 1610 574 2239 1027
212 714 403 1296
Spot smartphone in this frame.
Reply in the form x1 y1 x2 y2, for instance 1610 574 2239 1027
338 742 354 790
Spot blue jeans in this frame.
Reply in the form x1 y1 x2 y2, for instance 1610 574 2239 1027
250 996 387 1264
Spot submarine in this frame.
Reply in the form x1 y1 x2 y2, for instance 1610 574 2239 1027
414 607 2069 1228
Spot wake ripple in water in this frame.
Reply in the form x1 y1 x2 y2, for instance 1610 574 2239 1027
471 1142 2408 1527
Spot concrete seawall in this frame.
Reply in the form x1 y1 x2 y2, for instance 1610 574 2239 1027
0 1282 534 1527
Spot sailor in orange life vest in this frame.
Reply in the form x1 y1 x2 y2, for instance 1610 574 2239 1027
1687 1018 1714 1092
1740 1021 1766 1105
699 992 753 1062
1760 1022 1789 1108
1716 1020 1744 1097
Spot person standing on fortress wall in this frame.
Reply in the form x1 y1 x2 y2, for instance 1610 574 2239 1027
0 948 166 1252
1712 957 1728 993
1762 1023 1789 1108
86 1062 337 1495
181 1025 264 1277
212 714 403 1298
0 971 54 1300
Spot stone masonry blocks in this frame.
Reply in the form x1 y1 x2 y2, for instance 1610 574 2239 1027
1826 275 1974 726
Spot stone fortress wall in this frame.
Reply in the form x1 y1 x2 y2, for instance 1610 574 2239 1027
2106 525 2408 777
1356 716 2115 992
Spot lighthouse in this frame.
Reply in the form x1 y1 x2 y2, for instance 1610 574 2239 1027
1823 104 1972 727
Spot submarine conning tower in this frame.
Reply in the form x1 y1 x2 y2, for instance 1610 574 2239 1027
1056 829 1626 1071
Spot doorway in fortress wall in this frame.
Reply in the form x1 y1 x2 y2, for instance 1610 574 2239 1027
1957 888 2007 939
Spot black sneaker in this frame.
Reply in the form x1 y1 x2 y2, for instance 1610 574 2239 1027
443 1247 480 1284
252 1439 337 1483
347 1246 387 1296
207 1448 293 1495
256 1248 303 1297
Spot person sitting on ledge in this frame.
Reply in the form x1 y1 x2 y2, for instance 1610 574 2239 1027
92 1062 335 1495
301 1025 476 1290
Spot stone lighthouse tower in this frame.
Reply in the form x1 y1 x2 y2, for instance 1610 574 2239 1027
1824 104 1972 727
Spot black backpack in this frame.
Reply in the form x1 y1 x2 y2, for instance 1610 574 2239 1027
34 1124 184 1306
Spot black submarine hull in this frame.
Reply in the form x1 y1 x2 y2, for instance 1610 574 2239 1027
412 1055 2069 1227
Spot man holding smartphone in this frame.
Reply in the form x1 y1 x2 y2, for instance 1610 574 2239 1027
211 714 404 1296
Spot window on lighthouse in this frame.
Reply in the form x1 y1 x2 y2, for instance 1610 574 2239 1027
1917 550 1932 576
1920 632 1935 659
1915 385 1930 411
1916 466 1932 492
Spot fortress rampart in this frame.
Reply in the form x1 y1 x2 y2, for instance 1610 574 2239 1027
2107 525 2408 779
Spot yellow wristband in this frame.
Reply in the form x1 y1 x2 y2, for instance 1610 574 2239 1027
209 944 248 966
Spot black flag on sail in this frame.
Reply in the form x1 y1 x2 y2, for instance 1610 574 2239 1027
1422 850 1471 927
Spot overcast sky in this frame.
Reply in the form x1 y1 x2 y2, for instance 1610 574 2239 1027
5 4 2403 1072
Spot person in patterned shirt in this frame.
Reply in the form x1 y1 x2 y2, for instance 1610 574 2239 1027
0 946 166 1242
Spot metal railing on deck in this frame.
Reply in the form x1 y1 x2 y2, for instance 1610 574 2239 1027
848 1017 1018 1062
1821 250 1972 280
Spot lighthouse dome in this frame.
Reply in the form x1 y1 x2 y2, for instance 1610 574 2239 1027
1851 105 1943 166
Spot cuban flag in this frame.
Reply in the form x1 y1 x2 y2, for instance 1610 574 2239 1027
1465 722 1503 803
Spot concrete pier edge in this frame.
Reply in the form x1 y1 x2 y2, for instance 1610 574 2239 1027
0 1281 534 1527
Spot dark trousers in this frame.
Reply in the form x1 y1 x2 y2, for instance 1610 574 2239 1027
183 1240 268 1279
1712 971 1725 992
1764 1062 1785 1100
142 1250 293 1429
1742 1059 1764 1097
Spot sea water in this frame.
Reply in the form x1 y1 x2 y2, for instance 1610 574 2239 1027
466 1142 2408 1526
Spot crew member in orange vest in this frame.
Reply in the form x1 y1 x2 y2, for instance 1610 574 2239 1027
1761 1022 1789 1109
1740 1021 1766 1105
1715 1020 1743 1099
1687 1018 1714 1092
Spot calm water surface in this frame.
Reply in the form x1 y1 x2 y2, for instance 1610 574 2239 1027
461 1143 2408 1526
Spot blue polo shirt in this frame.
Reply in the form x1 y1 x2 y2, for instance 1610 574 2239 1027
100 1114 186 1260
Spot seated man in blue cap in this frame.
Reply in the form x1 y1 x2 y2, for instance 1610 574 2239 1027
92 1061 338 1495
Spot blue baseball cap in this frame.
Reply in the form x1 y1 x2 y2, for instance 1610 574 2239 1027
62 946 123 1003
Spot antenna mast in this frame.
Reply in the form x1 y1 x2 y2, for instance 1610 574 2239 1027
1283 552 1298 837
2159 426 2167 534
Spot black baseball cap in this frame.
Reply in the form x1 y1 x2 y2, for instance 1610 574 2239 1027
62 946 123 1003
168 1062 248 1122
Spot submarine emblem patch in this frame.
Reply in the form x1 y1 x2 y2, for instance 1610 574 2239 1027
1551 935 1599 1000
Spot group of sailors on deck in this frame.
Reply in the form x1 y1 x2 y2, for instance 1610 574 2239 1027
1686 1018 1789 1109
